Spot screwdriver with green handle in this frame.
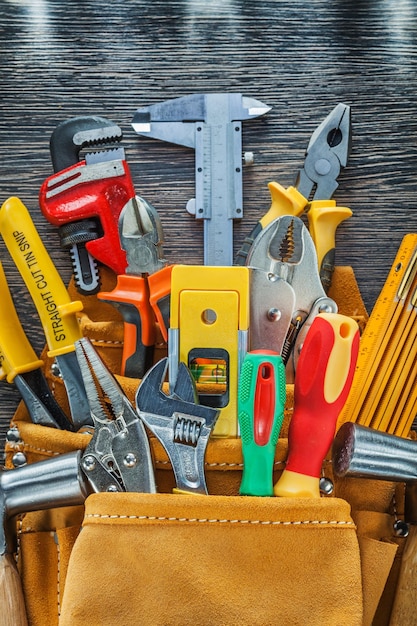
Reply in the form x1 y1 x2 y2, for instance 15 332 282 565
274 312 359 498
0 197 91 429
238 350 286 496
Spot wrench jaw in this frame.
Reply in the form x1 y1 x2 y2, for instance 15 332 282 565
49 115 124 173
136 358 219 495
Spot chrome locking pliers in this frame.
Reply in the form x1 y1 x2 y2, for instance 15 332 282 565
246 214 337 382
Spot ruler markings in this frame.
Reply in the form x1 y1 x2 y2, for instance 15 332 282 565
338 234 417 428
359 278 417 427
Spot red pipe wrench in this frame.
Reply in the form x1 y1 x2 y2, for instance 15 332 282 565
39 115 129 293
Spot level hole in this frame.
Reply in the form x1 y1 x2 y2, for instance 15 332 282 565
202 308 217 325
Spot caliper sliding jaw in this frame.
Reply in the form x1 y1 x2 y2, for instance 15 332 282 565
132 93 271 266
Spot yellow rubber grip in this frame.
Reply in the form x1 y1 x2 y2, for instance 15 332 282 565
0 197 83 358
307 201 352 270
264 182 307 227
273 469 321 498
0 261 44 382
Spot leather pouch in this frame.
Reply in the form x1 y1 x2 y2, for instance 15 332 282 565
61 493 363 626
4 267 400 626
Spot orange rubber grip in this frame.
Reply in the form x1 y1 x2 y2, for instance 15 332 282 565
148 265 173 342
98 274 155 378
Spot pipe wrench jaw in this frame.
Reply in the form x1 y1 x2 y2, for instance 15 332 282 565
49 115 124 173
136 358 219 494
247 215 337 379
39 158 136 292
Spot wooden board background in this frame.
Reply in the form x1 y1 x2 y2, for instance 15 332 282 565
1 0 417 457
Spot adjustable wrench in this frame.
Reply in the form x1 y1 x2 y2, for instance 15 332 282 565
136 358 219 494
132 93 270 266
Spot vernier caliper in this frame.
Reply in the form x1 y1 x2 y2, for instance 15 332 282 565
131 93 270 266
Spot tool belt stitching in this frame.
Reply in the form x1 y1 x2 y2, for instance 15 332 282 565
55 533 62 617
16 518 23 561
84 512 356 527
153 459 287 469
90 338 123 347
205 461 244 468
17 444 62 456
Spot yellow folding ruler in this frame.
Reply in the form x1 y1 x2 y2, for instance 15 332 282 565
168 265 250 437
338 233 417 436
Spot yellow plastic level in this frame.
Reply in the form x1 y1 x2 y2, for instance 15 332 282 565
170 265 250 437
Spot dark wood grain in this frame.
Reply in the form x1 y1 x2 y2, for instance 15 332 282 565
1 0 417 457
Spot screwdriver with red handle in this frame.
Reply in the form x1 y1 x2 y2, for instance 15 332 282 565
274 312 359 498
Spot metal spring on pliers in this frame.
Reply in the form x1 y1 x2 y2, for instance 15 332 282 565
174 416 202 446
278 219 295 262
281 316 303 365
